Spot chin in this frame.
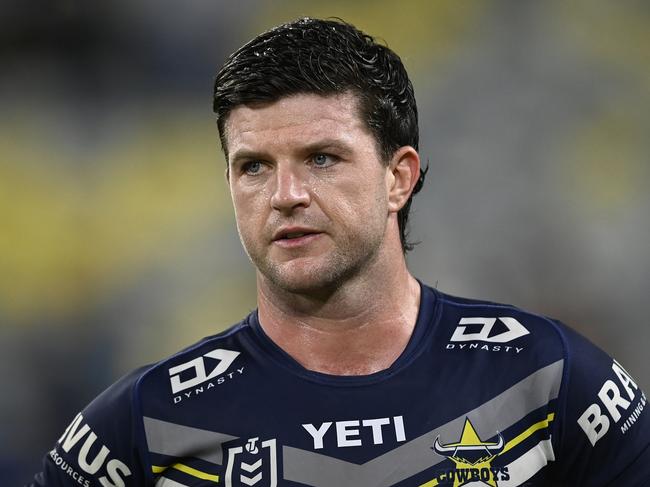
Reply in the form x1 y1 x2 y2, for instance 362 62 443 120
252 240 382 296
261 258 348 296
272 267 336 294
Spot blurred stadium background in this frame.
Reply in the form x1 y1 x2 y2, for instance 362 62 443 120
1 1 648 483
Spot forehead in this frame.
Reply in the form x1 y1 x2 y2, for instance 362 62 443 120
224 92 370 153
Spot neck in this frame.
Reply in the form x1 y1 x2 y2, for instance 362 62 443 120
256 249 421 376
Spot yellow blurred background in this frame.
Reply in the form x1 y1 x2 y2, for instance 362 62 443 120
2 1 649 482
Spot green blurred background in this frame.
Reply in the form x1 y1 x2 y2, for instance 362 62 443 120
2 1 649 483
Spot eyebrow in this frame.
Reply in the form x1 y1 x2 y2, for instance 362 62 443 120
301 139 354 156
229 139 354 166
229 149 269 166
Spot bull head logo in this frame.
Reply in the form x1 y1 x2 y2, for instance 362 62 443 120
433 418 504 465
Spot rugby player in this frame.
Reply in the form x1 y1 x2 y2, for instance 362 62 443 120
30 17 650 487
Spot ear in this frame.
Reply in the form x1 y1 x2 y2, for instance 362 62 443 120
386 146 420 213
224 165 230 185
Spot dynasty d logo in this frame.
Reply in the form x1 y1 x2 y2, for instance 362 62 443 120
431 418 509 487
450 318 529 343
168 348 245 404
446 318 529 355
169 348 240 394
225 437 278 487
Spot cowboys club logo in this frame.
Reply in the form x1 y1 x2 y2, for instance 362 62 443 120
431 418 510 487
225 437 278 487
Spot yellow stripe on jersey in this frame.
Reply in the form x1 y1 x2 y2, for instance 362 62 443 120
502 413 555 454
420 477 440 486
152 463 220 482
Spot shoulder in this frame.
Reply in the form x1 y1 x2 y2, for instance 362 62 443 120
428 289 571 433
432 288 642 421
431 287 650 485
433 289 569 364
128 316 254 407
37 317 254 487
431 288 626 364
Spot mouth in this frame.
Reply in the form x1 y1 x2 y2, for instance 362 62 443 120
272 228 323 247
278 231 314 240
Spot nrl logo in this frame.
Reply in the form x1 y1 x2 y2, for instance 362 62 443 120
431 418 509 487
225 437 278 487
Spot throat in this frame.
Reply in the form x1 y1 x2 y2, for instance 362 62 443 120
262 314 418 376
300 349 403 376
256 272 422 376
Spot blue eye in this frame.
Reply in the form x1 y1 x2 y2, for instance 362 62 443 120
312 153 336 167
244 161 262 175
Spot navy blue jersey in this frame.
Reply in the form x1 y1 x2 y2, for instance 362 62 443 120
30 284 650 486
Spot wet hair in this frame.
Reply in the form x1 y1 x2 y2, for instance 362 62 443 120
213 17 426 253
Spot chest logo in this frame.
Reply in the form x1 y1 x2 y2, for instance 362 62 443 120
302 416 406 450
225 437 278 487
431 418 509 487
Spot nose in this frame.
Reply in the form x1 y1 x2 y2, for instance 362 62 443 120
270 164 311 213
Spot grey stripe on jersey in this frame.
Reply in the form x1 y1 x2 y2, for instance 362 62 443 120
144 416 237 465
144 359 563 486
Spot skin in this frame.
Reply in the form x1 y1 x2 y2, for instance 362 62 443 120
225 92 422 375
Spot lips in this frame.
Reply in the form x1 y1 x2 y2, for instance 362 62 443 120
272 227 321 241
271 227 324 250
283 231 310 239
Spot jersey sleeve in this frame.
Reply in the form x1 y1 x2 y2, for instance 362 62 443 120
27 366 152 487
551 322 650 486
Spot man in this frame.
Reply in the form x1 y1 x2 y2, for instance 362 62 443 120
31 17 649 487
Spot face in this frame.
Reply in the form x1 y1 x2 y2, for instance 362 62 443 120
225 92 393 295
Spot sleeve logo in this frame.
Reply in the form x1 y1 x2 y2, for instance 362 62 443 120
577 359 646 446
168 348 241 394
450 317 530 343
56 412 132 487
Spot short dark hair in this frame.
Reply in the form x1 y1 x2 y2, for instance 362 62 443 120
213 17 426 253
